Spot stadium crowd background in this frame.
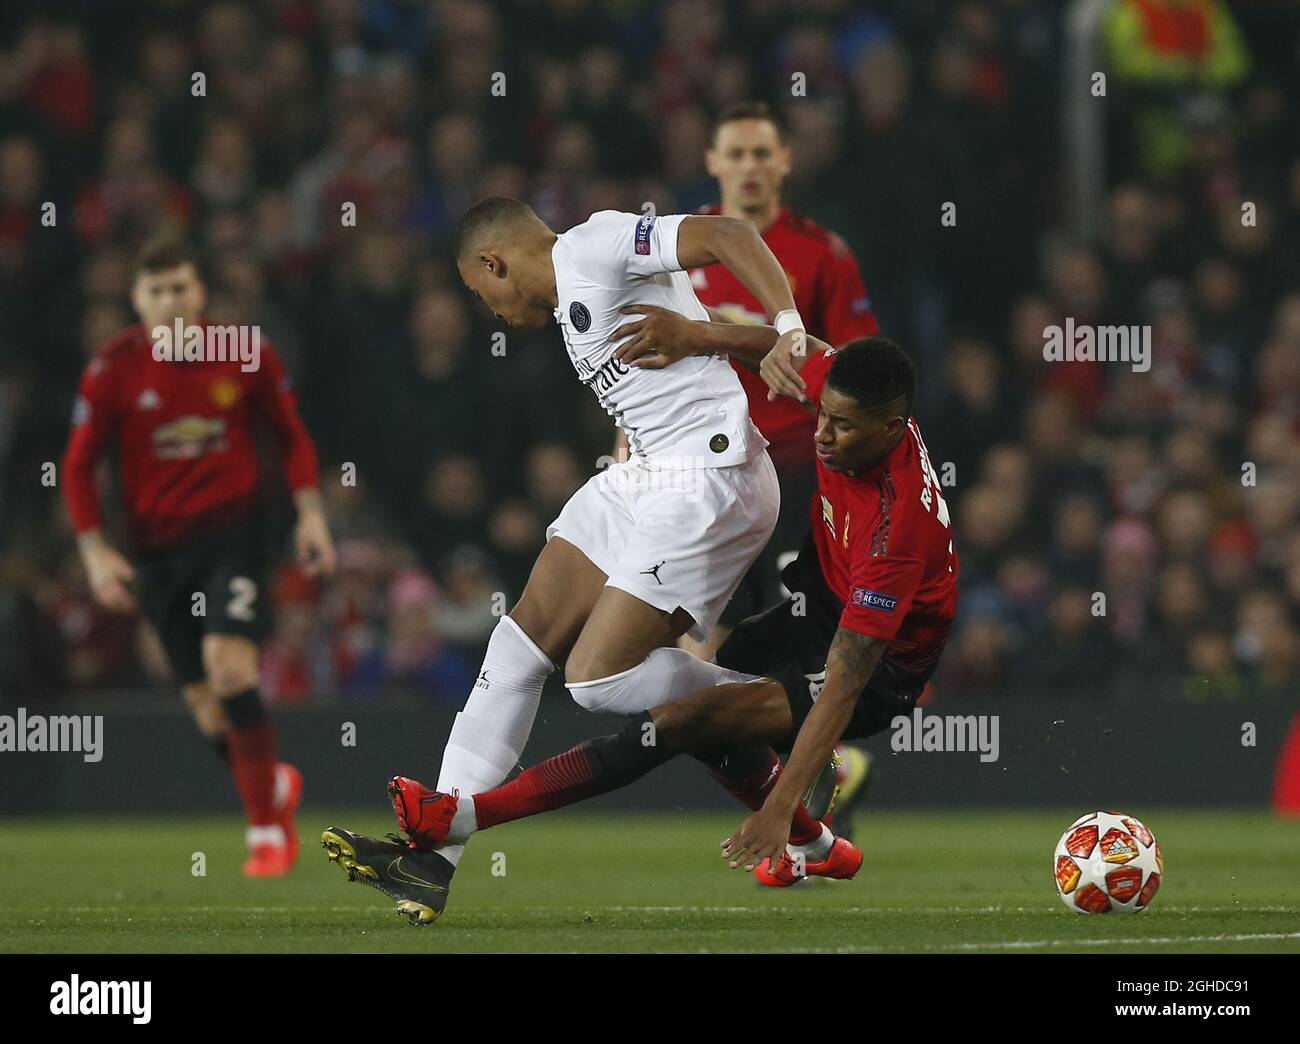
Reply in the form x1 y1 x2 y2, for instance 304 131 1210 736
0 0 1297 709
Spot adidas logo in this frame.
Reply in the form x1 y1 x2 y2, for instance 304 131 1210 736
136 388 161 410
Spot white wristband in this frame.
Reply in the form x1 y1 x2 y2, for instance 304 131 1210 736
773 309 804 336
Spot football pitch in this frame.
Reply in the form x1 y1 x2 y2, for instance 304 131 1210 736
3 809 1298 954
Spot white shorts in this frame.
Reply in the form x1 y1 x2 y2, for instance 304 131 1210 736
546 451 780 641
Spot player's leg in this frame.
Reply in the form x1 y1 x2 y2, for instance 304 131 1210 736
562 583 839 847
180 680 231 762
562 586 741 709
386 563 755 879
323 534 611 921
692 581 841 830
201 529 303 876
371 458 774 902
561 453 782 716
201 633 291 868
543 455 816 842
380 682 799 924
427 535 609 866
400 678 798 846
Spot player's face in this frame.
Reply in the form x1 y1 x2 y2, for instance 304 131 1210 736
706 120 791 214
459 254 551 329
131 263 207 332
815 386 904 475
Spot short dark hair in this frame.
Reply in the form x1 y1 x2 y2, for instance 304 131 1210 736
712 101 785 143
455 196 538 260
826 336 917 419
135 236 201 277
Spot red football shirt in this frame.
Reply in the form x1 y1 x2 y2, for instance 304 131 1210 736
803 349 959 675
689 206 878 469
62 321 320 550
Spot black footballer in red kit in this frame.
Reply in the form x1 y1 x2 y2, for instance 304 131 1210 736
712 340 958 745
63 321 320 550
800 347 958 677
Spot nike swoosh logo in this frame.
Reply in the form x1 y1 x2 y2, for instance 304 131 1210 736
387 858 449 892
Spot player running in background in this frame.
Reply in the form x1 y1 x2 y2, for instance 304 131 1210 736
62 238 336 877
383 332 958 895
324 197 826 923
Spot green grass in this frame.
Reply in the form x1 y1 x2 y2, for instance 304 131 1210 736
2 809 1298 953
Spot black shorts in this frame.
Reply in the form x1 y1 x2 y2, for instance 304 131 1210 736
135 520 269 685
715 534 930 746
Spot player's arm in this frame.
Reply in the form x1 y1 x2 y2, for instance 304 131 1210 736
673 214 807 364
291 487 335 577
63 361 137 612
612 303 831 392
723 628 887 870
75 528 138 613
254 347 336 578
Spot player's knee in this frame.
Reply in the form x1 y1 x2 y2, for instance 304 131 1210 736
181 683 210 712
182 684 229 736
563 651 605 689
205 662 259 699
565 670 621 712
202 637 259 697
652 695 717 750
565 650 651 712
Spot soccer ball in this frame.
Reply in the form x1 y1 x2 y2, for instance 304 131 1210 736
1053 810 1163 914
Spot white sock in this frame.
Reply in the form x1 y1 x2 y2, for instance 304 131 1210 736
566 647 757 715
273 763 292 809
246 824 286 848
446 795 477 843
433 616 553 866
786 823 834 863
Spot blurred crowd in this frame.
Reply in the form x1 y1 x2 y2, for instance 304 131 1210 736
0 0 1297 705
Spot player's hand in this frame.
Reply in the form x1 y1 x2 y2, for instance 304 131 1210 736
83 543 137 613
295 510 337 579
759 329 809 405
722 803 793 872
611 304 699 369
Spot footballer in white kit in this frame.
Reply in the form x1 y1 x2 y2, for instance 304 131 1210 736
546 208 777 651
324 197 811 925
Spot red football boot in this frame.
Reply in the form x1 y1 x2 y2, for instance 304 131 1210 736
243 841 295 878
753 836 864 887
388 775 458 849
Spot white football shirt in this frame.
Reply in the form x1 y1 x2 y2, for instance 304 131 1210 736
551 210 766 468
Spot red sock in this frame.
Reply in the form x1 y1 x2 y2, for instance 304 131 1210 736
474 746 595 830
704 748 824 845
227 720 279 828
475 713 673 830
